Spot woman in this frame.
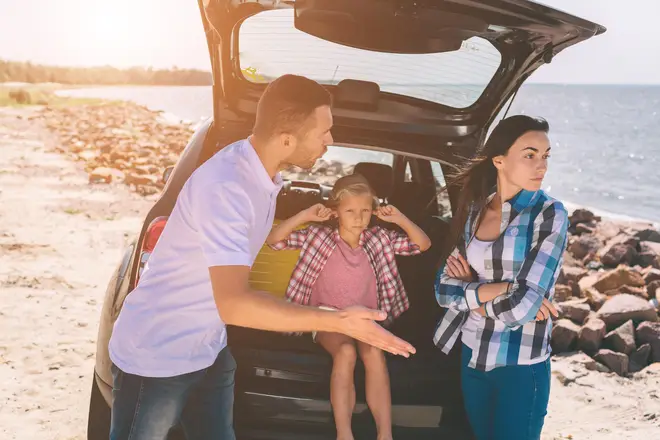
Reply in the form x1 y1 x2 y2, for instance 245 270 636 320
434 115 568 440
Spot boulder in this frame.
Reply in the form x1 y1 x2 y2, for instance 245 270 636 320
594 349 629 376
596 294 659 330
578 318 607 354
579 273 600 291
636 322 660 363
551 319 581 354
593 266 645 293
637 252 660 268
604 320 636 355
575 223 595 235
630 344 651 373
601 243 638 267
569 209 597 226
647 280 660 299
554 284 574 302
557 300 591 325
569 235 602 260
644 269 660 285
605 285 649 300
641 241 660 257
635 229 660 243
558 267 588 284
595 222 623 240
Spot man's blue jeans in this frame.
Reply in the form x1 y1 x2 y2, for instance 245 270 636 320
110 346 236 440
461 344 551 440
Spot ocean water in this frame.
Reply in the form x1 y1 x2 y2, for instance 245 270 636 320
58 84 660 223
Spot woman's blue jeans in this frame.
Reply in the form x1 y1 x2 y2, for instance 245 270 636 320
461 344 551 440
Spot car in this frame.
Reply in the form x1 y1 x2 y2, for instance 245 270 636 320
87 1 605 439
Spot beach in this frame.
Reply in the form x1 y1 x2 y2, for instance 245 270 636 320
1 103 659 439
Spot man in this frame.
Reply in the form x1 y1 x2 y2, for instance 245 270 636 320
108 74 416 440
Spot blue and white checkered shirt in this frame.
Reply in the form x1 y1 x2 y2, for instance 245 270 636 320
433 190 569 371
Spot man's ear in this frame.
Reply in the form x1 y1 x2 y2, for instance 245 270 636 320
492 155 505 171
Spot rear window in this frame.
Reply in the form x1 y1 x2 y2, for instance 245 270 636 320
238 9 502 109
281 146 393 187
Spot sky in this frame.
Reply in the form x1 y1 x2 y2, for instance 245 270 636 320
0 0 659 84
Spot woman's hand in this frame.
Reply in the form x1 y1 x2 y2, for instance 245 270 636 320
535 298 559 321
304 203 334 222
445 254 475 282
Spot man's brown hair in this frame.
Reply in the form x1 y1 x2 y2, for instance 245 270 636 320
253 74 332 140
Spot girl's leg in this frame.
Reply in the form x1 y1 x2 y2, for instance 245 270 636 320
492 359 551 440
317 332 358 440
461 344 496 440
357 342 392 440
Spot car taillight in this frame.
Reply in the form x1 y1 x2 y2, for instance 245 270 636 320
135 216 168 287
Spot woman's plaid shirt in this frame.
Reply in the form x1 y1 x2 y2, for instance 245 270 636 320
434 190 569 371
269 225 421 321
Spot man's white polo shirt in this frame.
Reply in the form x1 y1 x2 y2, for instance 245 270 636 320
109 138 283 377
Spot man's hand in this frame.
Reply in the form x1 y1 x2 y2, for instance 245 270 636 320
210 266 416 358
446 254 475 282
375 205 405 224
337 306 416 357
535 298 558 321
304 203 334 222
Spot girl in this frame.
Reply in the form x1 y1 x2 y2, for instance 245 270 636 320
434 115 567 440
267 173 431 440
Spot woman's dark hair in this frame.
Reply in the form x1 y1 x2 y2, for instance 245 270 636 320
445 115 549 252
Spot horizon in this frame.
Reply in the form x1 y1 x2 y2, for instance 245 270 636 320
1 0 659 85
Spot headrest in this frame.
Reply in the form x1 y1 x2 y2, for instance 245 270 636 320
353 162 393 200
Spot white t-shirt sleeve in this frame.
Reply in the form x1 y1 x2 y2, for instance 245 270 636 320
192 181 254 268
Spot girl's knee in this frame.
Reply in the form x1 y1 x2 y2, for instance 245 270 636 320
334 342 358 365
358 343 384 364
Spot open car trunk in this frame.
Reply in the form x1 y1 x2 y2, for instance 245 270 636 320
196 1 605 438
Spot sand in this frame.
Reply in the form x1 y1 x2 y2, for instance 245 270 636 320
0 107 658 439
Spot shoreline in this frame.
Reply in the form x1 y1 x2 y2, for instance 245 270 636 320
1 86 658 225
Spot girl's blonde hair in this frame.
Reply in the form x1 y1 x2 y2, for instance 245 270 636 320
327 173 380 210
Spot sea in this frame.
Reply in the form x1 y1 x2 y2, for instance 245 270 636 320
57 84 660 224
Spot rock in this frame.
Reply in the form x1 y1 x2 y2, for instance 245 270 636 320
578 318 607 354
604 320 636 355
551 319 581 354
579 272 600 291
593 266 645 293
637 252 660 268
636 322 660 363
644 269 660 285
594 349 629 376
586 260 604 271
569 235 602 259
642 241 660 256
88 167 124 184
561 251 583 268
570 209 597 226
136 185 160 196
595 221 623 240
554 284 573 302
630 344 651 373
124 174 159 186
605 284 649 300
596 294 659 330
575 223 595 235
601 243 638 267
558 267 588 284
647 280 660 299
635 229 660 243
558 300 591 325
